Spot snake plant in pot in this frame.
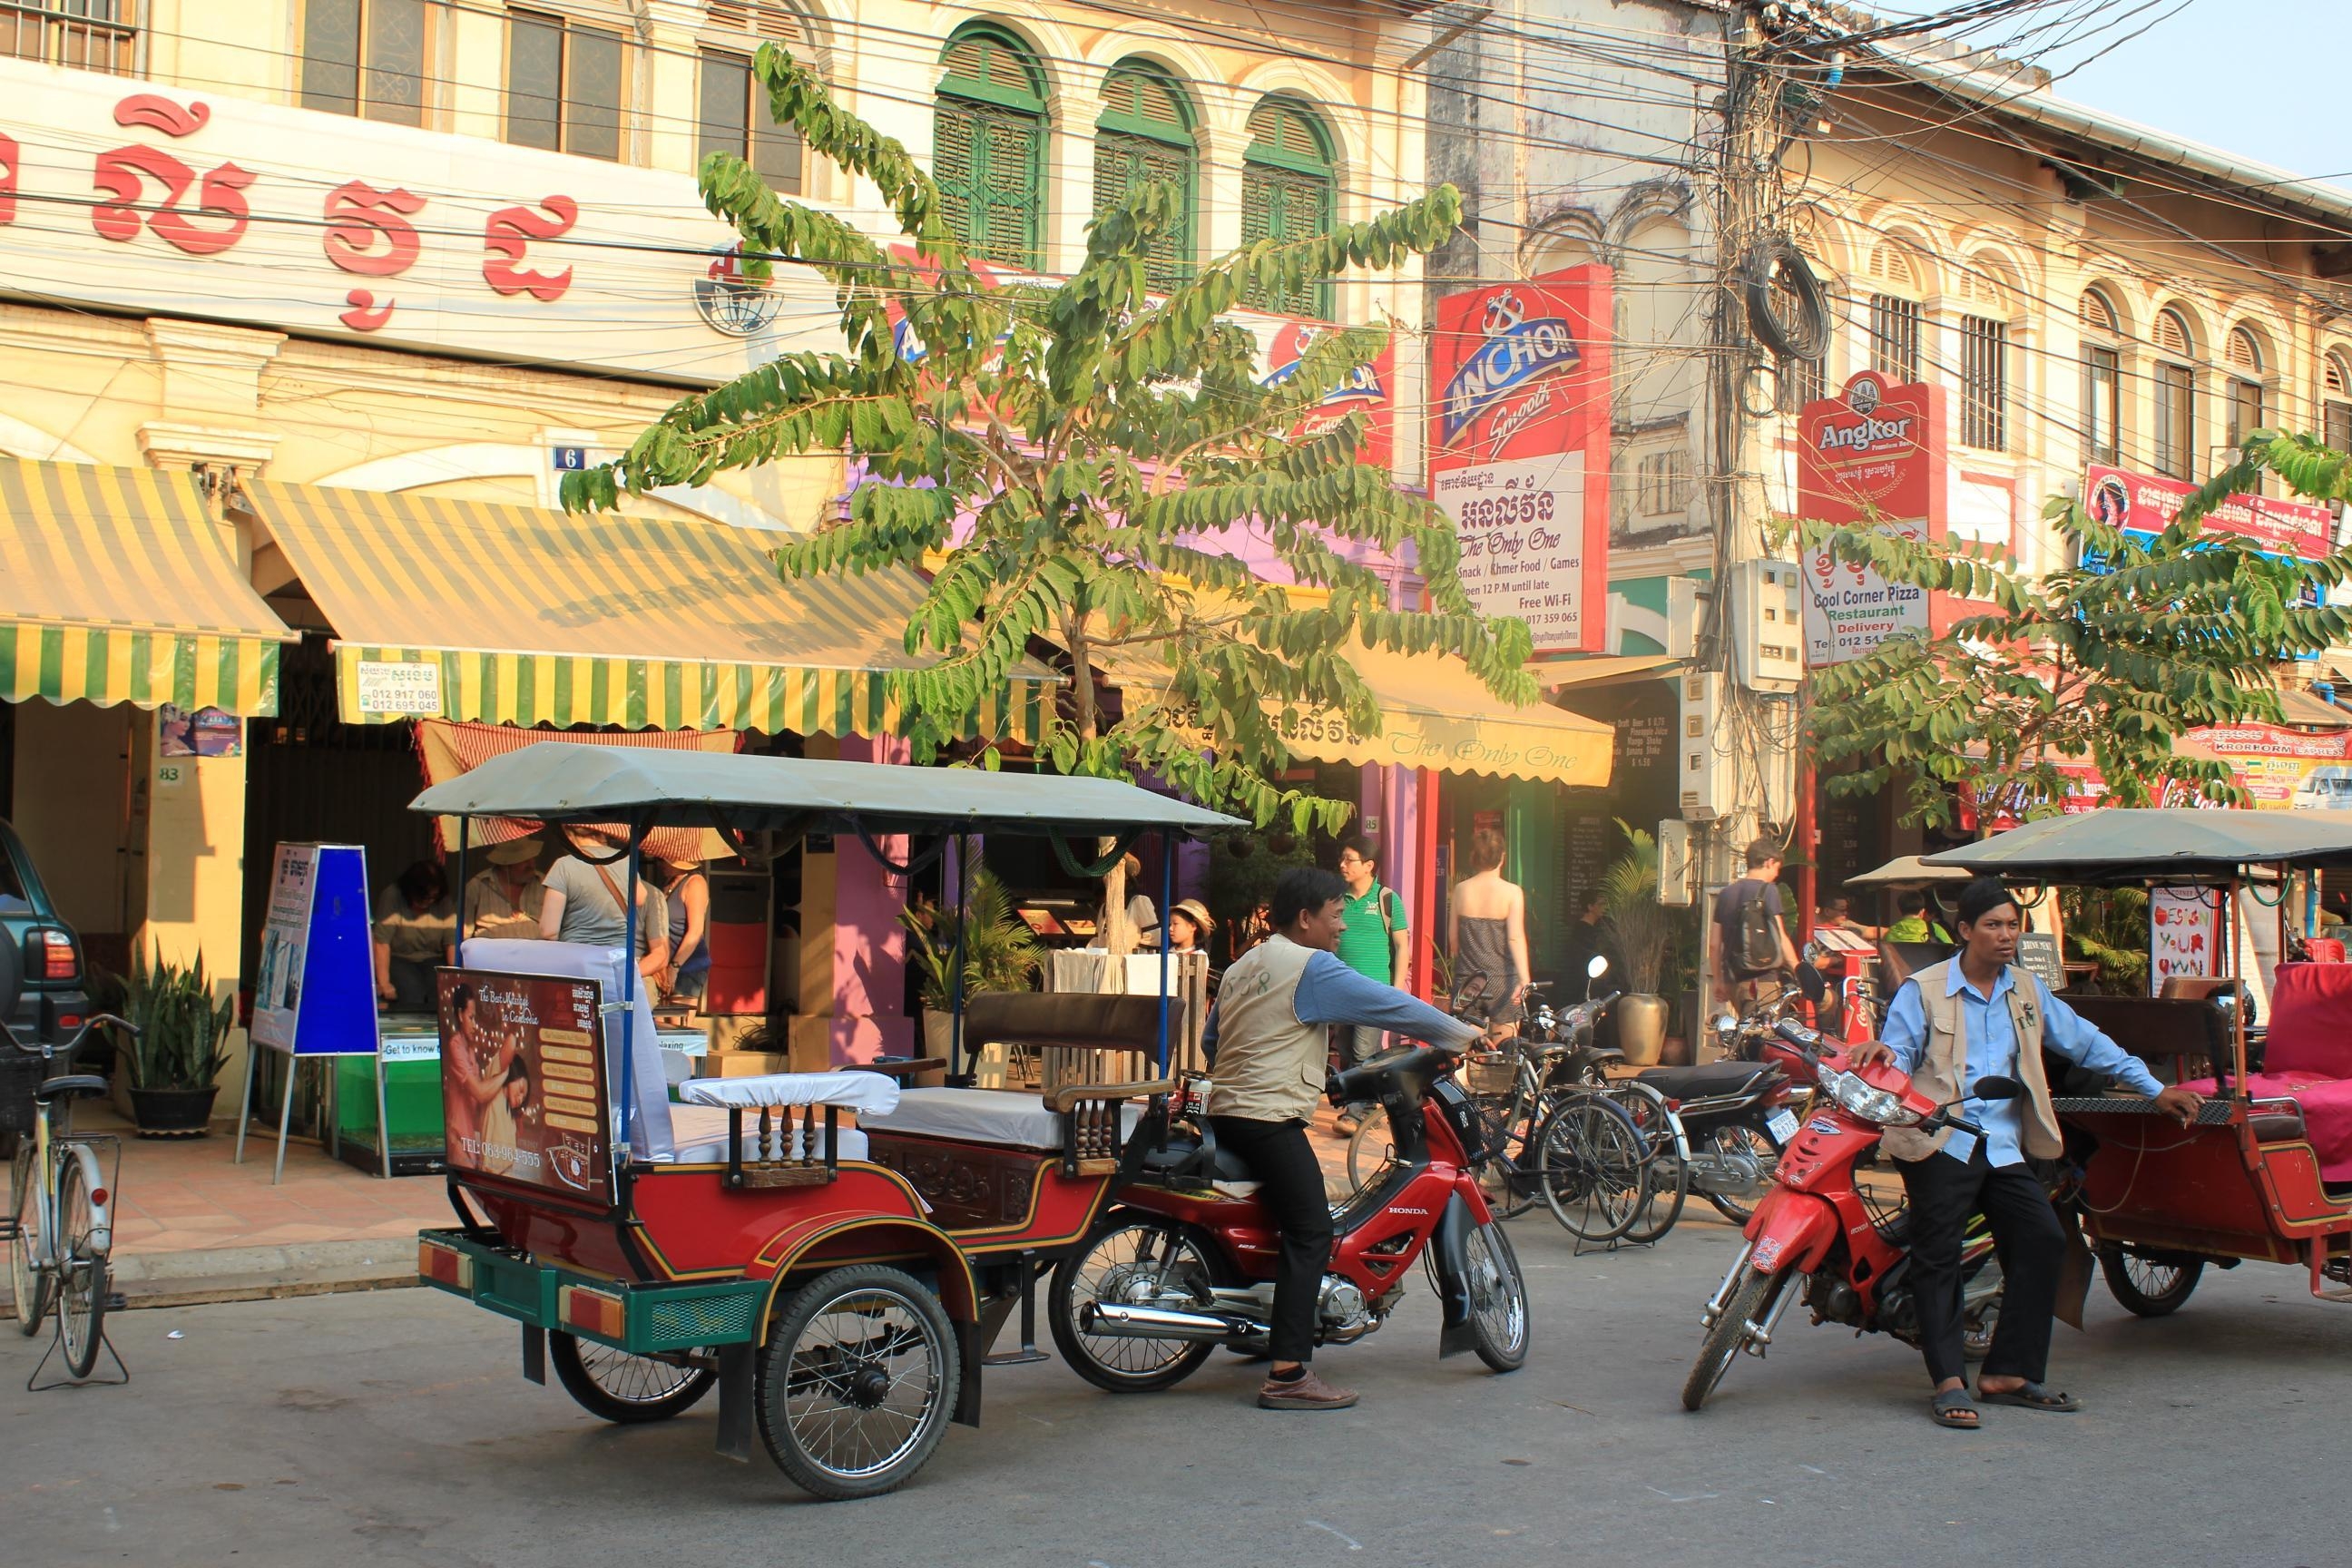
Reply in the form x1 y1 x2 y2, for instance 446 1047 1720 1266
119 948 234 1136
1600 822 1675 1066
900 867 1043 1075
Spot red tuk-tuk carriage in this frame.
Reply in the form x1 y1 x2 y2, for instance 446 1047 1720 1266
1927 809 2352 1313
407 743 1240 1499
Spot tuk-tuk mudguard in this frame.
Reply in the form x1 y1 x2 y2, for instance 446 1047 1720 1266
748 1213 981 1325
1744 1185 1841 1278
1432 1191 1480 1358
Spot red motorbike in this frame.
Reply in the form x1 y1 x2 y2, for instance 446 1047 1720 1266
1681 1021 2011 1411
1046 1046 1531 1390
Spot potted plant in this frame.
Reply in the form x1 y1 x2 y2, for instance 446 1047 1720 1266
118 947 234 1136
900 867 1043 1070
1600 821 1675 1066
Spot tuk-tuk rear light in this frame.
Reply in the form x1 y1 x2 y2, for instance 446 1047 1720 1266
418 1239 473 1291
561 1284 627 1340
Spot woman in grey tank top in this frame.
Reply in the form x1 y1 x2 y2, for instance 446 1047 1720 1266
1450 828 1530 1034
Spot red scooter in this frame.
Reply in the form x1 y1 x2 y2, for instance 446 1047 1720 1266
1046 1046 1531 1390
1681 1021 2010 1410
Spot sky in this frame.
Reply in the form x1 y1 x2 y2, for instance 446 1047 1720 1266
1869 0 2352 191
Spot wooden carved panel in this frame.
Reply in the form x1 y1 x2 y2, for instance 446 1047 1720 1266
867 1135 1044 1232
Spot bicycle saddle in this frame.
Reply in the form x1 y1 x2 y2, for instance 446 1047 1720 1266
34 1073 110 1102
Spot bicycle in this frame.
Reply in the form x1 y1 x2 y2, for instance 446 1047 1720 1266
6 1013 135 1383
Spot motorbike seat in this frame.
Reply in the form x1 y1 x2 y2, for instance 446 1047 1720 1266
1635 1060 1777 1101
1139 1131 1259 1186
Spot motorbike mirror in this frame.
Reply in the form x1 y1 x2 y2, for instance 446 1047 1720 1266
1586 955 1610 980
1712 1009 1740 1037
1972 1075 2024 1102
1801 938 1826 965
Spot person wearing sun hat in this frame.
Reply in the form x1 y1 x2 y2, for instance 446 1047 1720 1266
1168 898 1215 954
464 837 547 943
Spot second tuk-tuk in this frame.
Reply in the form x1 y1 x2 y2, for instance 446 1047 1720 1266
406 742 1241 1499
1927 808 2352 1313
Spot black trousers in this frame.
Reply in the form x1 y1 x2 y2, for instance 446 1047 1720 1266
1896 1143 2066 1388
1207 1115 1334 1364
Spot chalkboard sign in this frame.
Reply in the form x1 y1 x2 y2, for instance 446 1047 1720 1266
2016 932 2065 992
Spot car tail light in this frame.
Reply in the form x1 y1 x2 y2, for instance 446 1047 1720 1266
417 1239 473 1291
560 1284 627 1341
56 1015 83 1032
34 929 75 982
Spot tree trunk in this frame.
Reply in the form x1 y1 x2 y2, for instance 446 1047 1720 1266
1065 614 1135 960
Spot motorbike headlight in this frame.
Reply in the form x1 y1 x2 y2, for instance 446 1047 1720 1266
1819 1068 1921 1127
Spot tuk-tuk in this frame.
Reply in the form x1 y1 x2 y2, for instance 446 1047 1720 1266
406 742 1240 1499
1926 808 2352 1312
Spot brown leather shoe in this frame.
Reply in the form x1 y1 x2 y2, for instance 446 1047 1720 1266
1258 1370 1359 1410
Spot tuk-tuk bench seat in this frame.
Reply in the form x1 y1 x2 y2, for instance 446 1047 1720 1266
666 1072 897 1183
862 1086 1145 1152
2178 1071 2352 1182
665 1103 869 1165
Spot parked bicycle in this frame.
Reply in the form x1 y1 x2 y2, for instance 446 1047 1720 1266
6 1010 135 1380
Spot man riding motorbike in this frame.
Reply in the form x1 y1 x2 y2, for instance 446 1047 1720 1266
1848 877 2202 1429
1202 866 1483 1410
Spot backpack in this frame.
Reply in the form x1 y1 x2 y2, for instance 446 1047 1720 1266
1734 882 1783 973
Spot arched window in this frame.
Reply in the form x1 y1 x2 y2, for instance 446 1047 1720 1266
1864 237 1924 382
2081 288 2123 465
935 25 1047 267
1093 59 1195 292
1957 255 2013 451
2226 323 2267 448
1240 97 1336 317
2152 306 2197 478
2325 350 2352 454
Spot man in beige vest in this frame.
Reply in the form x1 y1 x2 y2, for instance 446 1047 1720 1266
1204 867 1482 1411
1852 877 2200 1428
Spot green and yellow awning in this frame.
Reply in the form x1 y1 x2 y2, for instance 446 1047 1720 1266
0 459 292 715
236 482 1054 740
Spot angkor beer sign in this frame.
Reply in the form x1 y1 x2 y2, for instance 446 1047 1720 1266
1427 267 1612 655
1798 371 1948 666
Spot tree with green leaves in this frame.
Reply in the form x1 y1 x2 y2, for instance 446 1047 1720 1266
1803 431 2352 828
563 46 1534 951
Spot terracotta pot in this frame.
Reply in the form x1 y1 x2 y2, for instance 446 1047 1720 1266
1614 995 1671 1066
129 1084 220 1138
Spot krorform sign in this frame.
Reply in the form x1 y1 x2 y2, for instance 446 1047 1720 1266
1427 269 1612 654
1797 371 1948 666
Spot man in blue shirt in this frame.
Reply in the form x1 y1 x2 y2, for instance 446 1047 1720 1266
1202 867 1482 1410
1851 877 2200 1428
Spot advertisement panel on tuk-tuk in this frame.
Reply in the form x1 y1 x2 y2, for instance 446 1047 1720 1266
437 968 612 1204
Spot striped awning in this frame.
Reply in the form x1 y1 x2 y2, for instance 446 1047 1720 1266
0 459 292 715
236 483 1054 740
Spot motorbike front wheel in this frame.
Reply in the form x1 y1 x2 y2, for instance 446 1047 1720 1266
1048 1218 1230 1393
1461 1220 1530 1372
1681 1266 1783 1412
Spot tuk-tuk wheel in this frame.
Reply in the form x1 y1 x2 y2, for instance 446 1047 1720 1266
550 1332 717 1423
2095 1243 2203 1318
758 1263 959 1501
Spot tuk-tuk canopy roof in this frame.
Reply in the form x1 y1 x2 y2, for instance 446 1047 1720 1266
1845 854 1975 889
408 742 1247 838
1924 808 2352 884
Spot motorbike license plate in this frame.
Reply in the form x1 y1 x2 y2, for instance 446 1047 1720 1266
1764 1108 1801 1147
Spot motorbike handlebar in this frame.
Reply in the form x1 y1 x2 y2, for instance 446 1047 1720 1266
1 1012 137 1059
1326 1044 1459 1107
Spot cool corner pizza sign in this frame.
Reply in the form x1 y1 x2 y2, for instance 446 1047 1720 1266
1427 268 1612 655
1797 371 1949 667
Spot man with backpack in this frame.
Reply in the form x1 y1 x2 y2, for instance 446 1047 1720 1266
1331 837 1408 1134
1711 837 1799 1011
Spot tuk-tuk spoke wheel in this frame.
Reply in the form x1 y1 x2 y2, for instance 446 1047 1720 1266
550 1333 717 1424
2096 1243 2204 1318
759 1265 958 1501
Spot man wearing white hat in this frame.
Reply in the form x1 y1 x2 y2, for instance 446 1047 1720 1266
464 838 547 943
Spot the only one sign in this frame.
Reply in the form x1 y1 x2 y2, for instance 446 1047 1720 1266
1797 371 1949 666
1426 267 1613 655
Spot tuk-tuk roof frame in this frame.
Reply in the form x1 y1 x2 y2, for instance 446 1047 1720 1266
408 741 1249 838
1922 808 2352 886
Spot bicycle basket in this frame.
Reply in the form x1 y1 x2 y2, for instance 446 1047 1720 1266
1464 1050 1516 1098
0 1052 40 1138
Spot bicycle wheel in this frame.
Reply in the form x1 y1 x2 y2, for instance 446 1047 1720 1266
1344 1106 1395 1191
8 1140 50 1334
54 1149 106 1378
1606 1083 1688 1245
1534 1092 1647 1242
1472 1097 1536 1221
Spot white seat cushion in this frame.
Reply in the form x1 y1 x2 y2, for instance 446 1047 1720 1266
678 1071 900 1117
862 1086 1143 1152
664 1102 869 1165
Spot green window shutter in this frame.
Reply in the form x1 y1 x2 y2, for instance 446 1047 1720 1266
1240 163 1332 317
1093 131 1191 291
936 98 1041 267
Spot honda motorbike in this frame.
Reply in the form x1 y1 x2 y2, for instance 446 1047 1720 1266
1681 1020 2009 1411
1632 1014 1799 1225
1047 1046 1531 1391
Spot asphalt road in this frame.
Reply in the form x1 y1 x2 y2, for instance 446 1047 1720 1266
5 1212 2346 1568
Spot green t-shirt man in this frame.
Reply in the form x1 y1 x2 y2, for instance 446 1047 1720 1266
1335 839 1408 985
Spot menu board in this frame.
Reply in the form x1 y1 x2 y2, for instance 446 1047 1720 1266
438 968 611 1204
1561 816 1619 911
2149 888 2220 996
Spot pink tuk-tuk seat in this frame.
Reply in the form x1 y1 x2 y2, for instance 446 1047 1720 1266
2179 964 2352 1183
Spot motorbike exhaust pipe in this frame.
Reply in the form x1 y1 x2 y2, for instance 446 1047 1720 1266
1079 1302 1252 1343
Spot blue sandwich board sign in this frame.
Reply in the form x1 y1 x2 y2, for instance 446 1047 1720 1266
251 843 377 1057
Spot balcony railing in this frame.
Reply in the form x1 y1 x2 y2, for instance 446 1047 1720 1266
1 0 139 76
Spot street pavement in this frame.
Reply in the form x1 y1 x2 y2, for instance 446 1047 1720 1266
4 1211 2344 1568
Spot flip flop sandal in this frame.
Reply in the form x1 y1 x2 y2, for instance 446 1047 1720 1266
1977 1382 2083 1413
1930 1389 1981 1429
